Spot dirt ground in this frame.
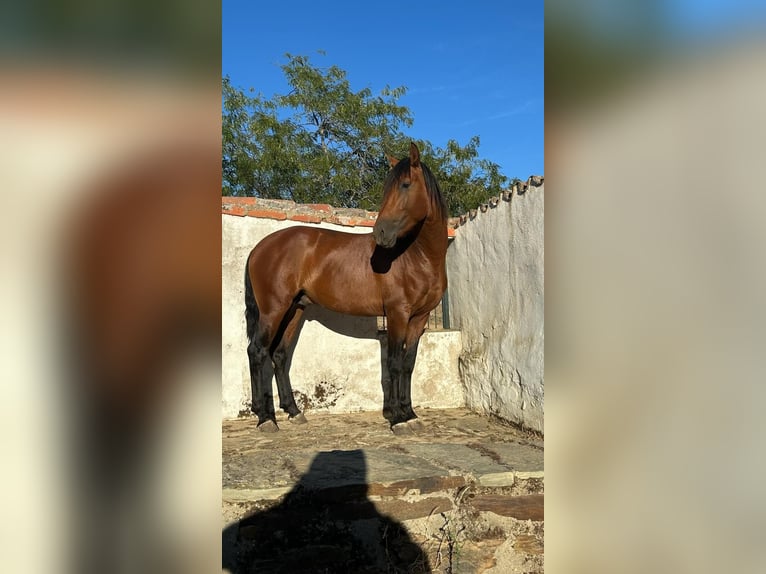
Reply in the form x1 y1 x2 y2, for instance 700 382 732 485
222 408 543 573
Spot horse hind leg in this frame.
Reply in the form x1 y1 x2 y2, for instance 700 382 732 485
245 264 278 431
246 327 278 431
271 303 308 424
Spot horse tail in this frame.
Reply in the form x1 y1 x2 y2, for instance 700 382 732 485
244 252 259 346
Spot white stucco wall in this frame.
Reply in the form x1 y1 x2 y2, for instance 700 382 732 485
222 214 463 419
446 183 544 432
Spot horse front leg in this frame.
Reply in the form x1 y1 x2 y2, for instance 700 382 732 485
382 312 408 428
399 338 421 422
399 312 430 427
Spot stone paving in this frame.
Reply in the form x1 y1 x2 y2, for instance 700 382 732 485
223 408 544 574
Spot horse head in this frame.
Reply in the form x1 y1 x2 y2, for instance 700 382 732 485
373 142 432 248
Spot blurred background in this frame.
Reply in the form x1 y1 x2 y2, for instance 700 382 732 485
546 1 766 572
0 1 221 573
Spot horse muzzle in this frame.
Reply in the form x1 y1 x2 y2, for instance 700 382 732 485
373 221 398 248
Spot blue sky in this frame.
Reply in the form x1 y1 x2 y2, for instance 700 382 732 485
222 1 544 180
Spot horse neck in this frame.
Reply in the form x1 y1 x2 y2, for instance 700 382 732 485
413 210 448 262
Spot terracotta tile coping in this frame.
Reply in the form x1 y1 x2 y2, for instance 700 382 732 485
221 196 455 237
222 176 542 237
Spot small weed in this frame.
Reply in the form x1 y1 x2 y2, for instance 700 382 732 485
432 512 467 573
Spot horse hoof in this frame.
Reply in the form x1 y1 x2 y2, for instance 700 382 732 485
257 420 279 433
391 422 413 436
289 413 308 425
407 418 424 431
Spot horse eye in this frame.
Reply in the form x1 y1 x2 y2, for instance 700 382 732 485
401 181 411 190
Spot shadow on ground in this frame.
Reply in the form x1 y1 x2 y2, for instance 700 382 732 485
222 449 432 574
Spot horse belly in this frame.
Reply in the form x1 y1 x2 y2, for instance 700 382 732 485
304 273 383 316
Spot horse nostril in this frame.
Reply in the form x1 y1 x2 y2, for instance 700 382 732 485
374 226 386 244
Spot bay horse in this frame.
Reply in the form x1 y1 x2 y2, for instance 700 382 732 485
245 142 448 432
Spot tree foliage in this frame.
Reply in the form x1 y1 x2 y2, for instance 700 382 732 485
223 54 511 216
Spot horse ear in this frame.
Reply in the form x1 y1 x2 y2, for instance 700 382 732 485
386 154 399 168
409 142 420 167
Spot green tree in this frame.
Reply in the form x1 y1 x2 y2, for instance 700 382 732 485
223 53 510 216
